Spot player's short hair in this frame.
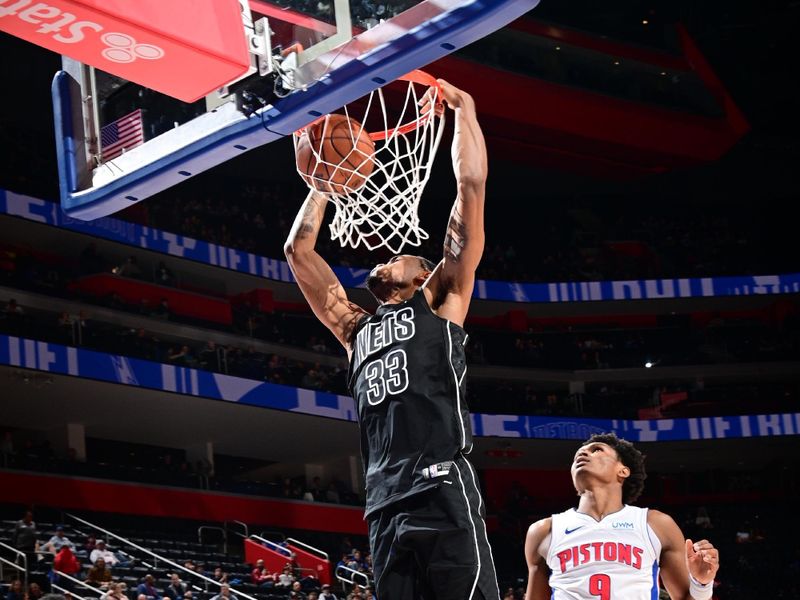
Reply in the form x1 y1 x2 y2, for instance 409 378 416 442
582 433 646 504
417 257 436 272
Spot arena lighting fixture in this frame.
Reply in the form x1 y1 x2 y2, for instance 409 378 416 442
642 19 649 25
645 362 654 368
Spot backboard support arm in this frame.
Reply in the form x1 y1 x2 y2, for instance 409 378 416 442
54 0 540 221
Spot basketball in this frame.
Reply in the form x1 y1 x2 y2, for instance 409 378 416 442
296 114 376 195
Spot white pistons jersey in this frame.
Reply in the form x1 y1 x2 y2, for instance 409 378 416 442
546 505 662 600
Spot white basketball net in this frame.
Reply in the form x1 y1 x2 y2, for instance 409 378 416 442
293 73 445 253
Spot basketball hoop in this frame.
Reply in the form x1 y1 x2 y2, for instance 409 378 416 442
293 70 446 253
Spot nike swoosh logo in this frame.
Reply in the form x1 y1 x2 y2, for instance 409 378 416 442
565 526 585 535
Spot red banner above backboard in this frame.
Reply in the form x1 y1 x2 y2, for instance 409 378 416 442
0 0 250 102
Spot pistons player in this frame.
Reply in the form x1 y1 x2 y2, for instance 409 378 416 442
285 80 498 599
524 434 720 600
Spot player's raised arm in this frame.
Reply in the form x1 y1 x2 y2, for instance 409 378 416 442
425 79 487 326
649 510 719 600
284 190 368 354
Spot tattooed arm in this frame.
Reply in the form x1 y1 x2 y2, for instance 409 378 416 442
284 190 368 355
424 80 487 327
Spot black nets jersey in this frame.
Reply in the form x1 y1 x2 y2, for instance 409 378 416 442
347 289 473 517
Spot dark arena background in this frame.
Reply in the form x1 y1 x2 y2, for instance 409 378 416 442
1 1 799 599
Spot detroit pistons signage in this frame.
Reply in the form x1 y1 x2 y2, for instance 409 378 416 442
0 0 249 101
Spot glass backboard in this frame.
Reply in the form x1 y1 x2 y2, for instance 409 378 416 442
53 0 541 220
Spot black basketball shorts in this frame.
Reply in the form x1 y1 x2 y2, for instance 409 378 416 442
367 455 500 600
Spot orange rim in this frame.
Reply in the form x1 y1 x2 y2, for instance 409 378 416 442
294 70 441 141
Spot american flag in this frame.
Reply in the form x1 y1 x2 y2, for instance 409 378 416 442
100 109 144 161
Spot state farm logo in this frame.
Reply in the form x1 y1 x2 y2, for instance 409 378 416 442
0 1 164 61
101 32 164 64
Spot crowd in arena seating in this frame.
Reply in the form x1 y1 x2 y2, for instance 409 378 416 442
3 227 799 422
0 434 360 506
1 508 380 600
3 291 798 421
132 177 797 283
4 457 799 600
6 235 800 372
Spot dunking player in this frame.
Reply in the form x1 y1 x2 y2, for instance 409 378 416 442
284 80 498 600
524 433 720 600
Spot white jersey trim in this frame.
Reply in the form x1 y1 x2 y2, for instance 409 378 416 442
453 461 480 599
446 322 468 451
467 459 500 598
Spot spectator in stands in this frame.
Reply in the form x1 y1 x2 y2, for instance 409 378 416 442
695 506 713 530
348 550 366 572
89 540 118 567
251 559 274 588
85 558 113 590
307 476 324 502
136 574 162 600
275 565 295 589
345 585 364 600
44 526 75 553
167 345 196 367
27 583 43 600
12 510 37 566
57 311 75 344
156 262 175 287
83 535 97 555
164 574 186 600
51 544 81 584
154 298 171 320
192 458 213 489
319 584 337 600
288 553 304 579
212 567 228 584
6 580 24 600
325 482 340 504
209 584 236 600
4 298 23 315
335 553 350 573
2 298 25 334
301 364 328 391
307 593 318 600
198 341 220 372
115 256 142 279
290 581 307 600
101 582 127 600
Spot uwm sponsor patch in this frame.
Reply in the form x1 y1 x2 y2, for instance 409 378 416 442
0 0 249 102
